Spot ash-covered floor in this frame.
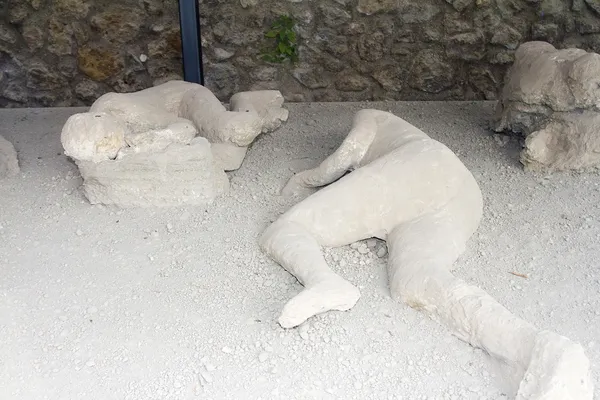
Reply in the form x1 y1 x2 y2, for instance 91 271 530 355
0 102 598 400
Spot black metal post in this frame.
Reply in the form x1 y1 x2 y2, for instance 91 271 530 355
177 0 205 85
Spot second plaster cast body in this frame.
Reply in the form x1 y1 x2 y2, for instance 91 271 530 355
259 109 593 399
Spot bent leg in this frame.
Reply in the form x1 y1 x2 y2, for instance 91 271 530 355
259 219 360 328
387 208 593 398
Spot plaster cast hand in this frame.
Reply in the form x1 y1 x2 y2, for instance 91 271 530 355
280 173 316 198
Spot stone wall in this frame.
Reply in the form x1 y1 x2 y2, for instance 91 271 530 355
2 0 600 107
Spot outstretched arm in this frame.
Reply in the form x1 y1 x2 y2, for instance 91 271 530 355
281 110 379 196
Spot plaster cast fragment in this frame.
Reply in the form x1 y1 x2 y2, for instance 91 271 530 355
230 90 289 133
77 137 229 208
61 112 127 163
494 41 600 172
0 134 19 179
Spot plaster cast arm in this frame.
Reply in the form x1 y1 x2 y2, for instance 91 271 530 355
281 113 378 196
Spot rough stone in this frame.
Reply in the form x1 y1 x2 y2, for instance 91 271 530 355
74 79 104 102
494 41 600 171
585 0 600 15
373 64 404 92
76 137 229 208
250 66 279 81
446 0 473 12
26 60 68 90
203 63 240 100
2 81 28 103
490 24 522 49
357 0 396 15
357 32 386 62
3 0 600 105
147 27 182 58
77 45 124 81
0 135 20 179
409 50 455 94
444 15 473 35
0 22 18 44
213 48 235 61
90 5 144 44
335 73 371 92
53 0 90 18
531 22 560 42
397 1 441 23
47 17 75 56
8 1 30 24
314 30 349 56
293 67 330 89
319 3 351 27
468 67 498 100
21 18 45 50
446 31 486 61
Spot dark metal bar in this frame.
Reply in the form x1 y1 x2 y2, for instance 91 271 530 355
177 0 204 85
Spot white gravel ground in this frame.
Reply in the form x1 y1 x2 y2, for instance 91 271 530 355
0 102 598 400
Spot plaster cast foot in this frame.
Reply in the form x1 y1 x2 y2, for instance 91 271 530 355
279 274 360 329
516 330 593 400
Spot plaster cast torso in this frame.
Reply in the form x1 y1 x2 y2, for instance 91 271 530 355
280 109 483 247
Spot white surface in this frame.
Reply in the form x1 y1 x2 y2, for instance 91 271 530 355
0 102 598 400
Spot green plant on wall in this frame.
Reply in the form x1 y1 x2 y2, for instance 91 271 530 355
261 15 298 64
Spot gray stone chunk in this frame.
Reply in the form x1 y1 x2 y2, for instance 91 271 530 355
0 135 20 179
77 137 229 208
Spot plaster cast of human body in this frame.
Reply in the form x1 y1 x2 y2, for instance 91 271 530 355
61 81 288 171
260 109 593 399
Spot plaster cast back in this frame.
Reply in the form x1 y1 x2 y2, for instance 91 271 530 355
91 80 202 115
90 92 187 134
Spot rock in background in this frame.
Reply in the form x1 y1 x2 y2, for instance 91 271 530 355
0 134 19 178
3 0 600 105
494 41 600 172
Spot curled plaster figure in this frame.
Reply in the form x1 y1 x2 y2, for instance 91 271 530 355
62 81 288 171
60 81 288 207
260 109 593 399
494 41 600 172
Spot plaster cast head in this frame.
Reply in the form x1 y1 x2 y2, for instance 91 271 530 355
61 112 128 163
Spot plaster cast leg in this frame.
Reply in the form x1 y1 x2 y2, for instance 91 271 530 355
259 220 361 328
387 208 593 398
